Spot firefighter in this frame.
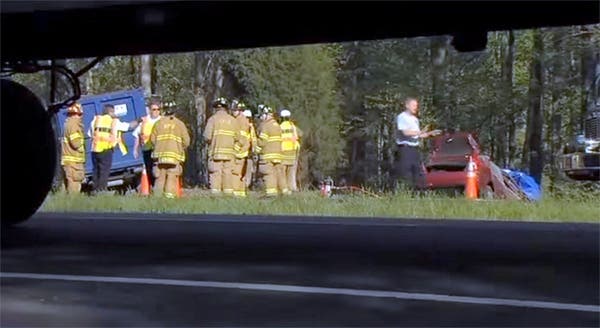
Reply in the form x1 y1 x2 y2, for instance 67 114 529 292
61 102 85 194
133 98 162 189
149 102 190 198
87 104 139 194
230 100 251 197
257 105 288 196
204 97 237 195
243 109 258 189
279 109 303 193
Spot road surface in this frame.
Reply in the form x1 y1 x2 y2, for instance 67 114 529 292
2 212 599 326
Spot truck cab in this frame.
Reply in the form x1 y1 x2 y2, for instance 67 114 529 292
560 75 600 181
53 88 147 192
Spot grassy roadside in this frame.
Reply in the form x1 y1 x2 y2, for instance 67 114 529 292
40 190 600 223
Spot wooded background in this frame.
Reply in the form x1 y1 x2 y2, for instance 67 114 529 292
15 25 600 191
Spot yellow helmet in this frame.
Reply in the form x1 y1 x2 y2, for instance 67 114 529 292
67 102 83 114
231 99 246 110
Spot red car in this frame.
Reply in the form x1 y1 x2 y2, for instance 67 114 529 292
424 132 494 197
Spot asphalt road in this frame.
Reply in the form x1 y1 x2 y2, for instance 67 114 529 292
1 212 599 327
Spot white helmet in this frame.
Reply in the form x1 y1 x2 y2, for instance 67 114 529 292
243 109 252 118
280 109 291 118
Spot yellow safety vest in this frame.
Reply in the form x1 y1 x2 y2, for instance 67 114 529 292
92 115 114 153
92 115 128 155
280 120 299 152
140 115 160 151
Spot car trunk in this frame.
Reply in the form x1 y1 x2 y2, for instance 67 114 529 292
425 134 475 188
426 135 473 171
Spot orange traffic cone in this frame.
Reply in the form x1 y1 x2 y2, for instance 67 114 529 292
140 165 150 196
465 156 479 199
177 177 183 198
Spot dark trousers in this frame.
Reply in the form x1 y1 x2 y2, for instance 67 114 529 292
395 145 425 190
142 149 156 187
92 149 114 191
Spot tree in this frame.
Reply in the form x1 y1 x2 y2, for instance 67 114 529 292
226 45 344 186
141 55 153 100
522 29 545 184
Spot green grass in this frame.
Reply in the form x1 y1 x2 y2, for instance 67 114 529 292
40 190 600 223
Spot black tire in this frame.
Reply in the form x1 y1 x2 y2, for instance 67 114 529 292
1 79 57 226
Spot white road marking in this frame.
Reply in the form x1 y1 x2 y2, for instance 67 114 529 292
2 272 598 313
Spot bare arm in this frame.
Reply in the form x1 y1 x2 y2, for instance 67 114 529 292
402 129 441 138
133 138 140 159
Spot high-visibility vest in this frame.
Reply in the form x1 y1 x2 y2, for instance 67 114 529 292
92 115 128 155
92 115 115 153
280 120 299 152
140 115 160 151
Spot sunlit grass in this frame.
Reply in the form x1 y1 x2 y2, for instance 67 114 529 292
40 190 600 223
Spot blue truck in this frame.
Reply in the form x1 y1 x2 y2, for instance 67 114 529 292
52 88 148 193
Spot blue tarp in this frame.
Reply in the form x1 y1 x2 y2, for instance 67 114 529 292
502 169 542 201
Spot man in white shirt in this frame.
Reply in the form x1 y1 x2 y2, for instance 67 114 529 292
132 100 162 188
395 97 441 190
87 104 139 193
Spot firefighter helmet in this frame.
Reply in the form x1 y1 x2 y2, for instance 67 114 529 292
162 101 177 115
213 97 228 109
259 104 273 115
231 99 246 110
67 102 83 115
280 109 291 118
243 109 252 118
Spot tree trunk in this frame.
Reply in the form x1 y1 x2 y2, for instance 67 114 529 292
129 56 137 88
141 55 153 102
85 67 93 95
523 29 545 184
190 52 215 187
497 31 515 167
151 55 159 96
430 36 451 128
547 28 568 189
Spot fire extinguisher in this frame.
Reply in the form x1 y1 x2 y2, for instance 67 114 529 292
320 177 333 197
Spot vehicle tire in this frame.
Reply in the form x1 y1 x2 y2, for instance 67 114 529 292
1 79 57 226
